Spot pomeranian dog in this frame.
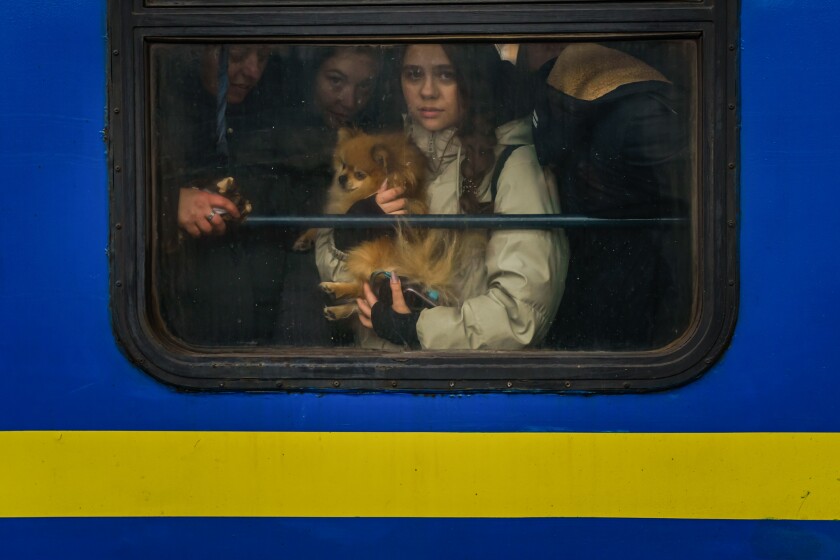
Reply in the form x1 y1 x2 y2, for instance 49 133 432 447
299 128 485 322
292 128 428 252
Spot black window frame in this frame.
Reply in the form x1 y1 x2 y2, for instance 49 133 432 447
108 0 739 392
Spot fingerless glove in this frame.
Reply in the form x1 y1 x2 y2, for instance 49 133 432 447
371 302 421 347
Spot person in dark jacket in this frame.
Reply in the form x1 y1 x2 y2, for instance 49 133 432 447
531 43 692 350
154 44 296 346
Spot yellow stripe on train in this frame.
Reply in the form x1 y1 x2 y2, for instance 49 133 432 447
1 431 838 519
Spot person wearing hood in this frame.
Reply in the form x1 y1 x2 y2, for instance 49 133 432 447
529 43 692 349
317 43 568 350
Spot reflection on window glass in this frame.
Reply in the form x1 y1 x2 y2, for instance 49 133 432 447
149 40 695 352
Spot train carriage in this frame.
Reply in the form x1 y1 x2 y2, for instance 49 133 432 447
2 0 840 557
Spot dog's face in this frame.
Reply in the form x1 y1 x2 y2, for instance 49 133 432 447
331 129 426 205
333 129 390 198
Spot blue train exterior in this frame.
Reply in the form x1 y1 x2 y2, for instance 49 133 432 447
1 1 839 558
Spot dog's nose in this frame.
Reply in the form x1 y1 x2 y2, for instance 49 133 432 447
339 174 348 187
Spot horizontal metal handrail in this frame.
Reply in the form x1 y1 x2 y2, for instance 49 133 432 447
244 214 687 229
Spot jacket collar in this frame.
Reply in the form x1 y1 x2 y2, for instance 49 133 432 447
408 122 461 181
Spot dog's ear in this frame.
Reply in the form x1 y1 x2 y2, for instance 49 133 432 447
371 144 392 175
337 127 358 145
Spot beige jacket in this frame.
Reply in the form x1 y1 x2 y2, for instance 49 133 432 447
316 117 569 350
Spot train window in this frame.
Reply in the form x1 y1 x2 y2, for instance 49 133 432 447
109 2 738 392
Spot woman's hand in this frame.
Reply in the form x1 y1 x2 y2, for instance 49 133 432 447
357 273 411 328
177 187 241 238
357 272 420 346
374 179 408 215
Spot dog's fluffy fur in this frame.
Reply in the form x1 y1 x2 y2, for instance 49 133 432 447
292 128 427 252
304 128 485 322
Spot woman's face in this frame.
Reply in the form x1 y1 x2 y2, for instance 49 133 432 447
201 45 270 105
401 44 462 133
314 50 378 129
226 46 269 104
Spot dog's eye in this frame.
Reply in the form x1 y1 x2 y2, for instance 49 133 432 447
354 171 367 181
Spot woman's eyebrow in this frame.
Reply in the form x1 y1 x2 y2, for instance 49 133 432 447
402 64 454 73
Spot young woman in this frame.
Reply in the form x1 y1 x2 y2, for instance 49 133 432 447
318 43 568 350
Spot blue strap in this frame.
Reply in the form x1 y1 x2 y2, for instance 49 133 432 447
215 46 229 162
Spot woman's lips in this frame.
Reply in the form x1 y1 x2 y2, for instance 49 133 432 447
329 110 351 122
229 83 253 94
418 108 443 119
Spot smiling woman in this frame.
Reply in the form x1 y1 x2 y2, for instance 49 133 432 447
200 45 271 105
152 44 294 345
313 47 380 129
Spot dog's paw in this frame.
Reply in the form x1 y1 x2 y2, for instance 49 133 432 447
324 303 357 321
319 282 336 298
293 236 314 252
320 281 361 303
293 228 318 252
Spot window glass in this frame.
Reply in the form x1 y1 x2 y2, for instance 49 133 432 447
148 39 696 352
